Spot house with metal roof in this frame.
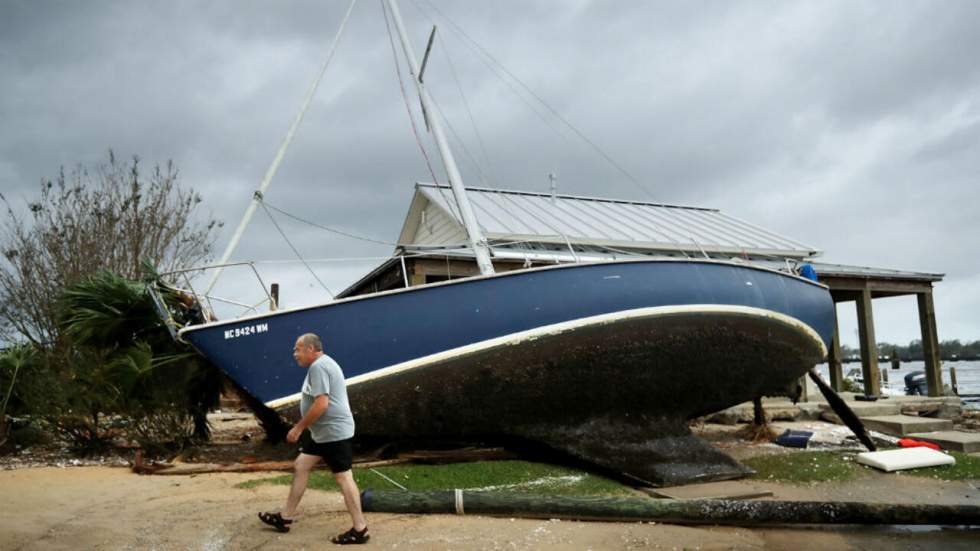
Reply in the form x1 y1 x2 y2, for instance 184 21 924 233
398 183 821 262
339 183 947 399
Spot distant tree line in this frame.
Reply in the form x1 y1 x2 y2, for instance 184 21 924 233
838 339 980 361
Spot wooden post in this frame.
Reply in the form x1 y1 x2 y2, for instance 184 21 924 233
828 323 844 392
950 367 958 396
917 291 943 397
855 288 881 396
753 397 766 425
270 283 279 311
411 260 426 286
881 368 888 385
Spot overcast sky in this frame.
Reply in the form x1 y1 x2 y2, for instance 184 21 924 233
1 0 978 348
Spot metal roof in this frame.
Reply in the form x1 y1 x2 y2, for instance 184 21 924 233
407 183 821 259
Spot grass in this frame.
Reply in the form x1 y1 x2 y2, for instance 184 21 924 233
239 451 980 494
743 450 980 483
743 451 862 483
237 460 634 496
903 451 980 480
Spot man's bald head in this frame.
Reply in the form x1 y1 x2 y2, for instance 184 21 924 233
293 333 324 368
298 333 323 351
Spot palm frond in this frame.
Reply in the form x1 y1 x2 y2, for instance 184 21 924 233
58 269 157 348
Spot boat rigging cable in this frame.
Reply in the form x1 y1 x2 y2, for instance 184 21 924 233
261 199 400 247
213 1 768 295
412 0 655 201
385 0 496 276
427 90 495 189
256 2 691 277
380 0 464 228
410 0 566 150
259 200 336 298
438 32 496 188
205 0 359 295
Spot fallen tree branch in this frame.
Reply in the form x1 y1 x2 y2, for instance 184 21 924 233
143 457 412 475
136 447 515 475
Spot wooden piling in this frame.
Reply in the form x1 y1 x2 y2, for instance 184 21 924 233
856 288 881 396
917 291 943 397
828 327 844 392
361 490 980 525
950 367 958 396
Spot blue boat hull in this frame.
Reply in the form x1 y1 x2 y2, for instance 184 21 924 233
181 260 832 403
180 259 834 485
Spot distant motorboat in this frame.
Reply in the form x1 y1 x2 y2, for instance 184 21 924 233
904 371 929 395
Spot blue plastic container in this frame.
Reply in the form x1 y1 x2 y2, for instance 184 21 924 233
776 429 814 448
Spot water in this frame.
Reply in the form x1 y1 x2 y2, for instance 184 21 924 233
814 360 980 410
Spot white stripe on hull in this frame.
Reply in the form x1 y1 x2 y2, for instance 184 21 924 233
263 304 826 410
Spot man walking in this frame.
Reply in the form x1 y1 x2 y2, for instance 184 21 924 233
259 332 369 545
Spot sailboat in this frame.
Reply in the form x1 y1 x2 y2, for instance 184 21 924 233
155 0 836 486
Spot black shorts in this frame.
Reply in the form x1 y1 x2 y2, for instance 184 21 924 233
299 431 353 473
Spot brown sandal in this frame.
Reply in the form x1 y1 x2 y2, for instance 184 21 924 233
258 511 293 533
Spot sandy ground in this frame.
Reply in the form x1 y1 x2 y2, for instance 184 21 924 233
2 416 978 550
2 464 978 550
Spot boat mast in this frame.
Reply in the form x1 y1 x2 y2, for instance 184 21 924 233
204 0 359 295
385 0 495 276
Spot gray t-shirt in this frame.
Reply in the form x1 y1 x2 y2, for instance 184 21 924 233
300 354 355 443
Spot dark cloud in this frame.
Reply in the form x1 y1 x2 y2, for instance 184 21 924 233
2 0 978 346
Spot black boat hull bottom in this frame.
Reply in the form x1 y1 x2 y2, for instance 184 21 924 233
283 306 825 486
513 415 753 486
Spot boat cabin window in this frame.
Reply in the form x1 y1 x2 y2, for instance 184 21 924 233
425 274 465 284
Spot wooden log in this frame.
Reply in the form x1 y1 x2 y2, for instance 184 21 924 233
399 447 518 464
147 457 412 475
361 490 980 525
141 446 512 476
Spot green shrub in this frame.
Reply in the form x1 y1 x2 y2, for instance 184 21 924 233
1 344 65 450
52 268 224 456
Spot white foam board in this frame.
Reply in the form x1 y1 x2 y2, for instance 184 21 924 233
856 447 956 472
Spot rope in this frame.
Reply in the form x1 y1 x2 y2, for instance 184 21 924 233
370 468 408 490
454 488 465 514
259 201 335 297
